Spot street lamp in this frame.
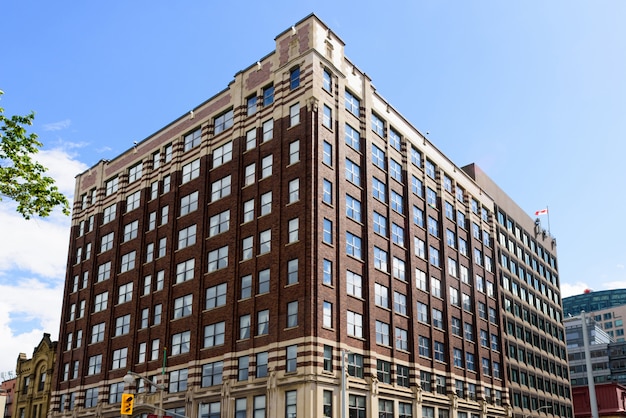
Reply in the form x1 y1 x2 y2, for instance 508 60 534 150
525 405 553 418
124 371 166 418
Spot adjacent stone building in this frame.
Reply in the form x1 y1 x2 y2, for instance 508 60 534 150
13 334 57 418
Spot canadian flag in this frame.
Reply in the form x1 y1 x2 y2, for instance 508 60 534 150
535 208 548 216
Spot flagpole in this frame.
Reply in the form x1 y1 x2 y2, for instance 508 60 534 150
546 205 550 235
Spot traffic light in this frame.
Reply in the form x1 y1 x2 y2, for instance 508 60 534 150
120 393 134 415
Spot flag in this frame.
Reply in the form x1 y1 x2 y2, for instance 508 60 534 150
535 208 548 216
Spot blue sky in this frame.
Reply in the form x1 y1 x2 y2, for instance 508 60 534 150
1 1 625 374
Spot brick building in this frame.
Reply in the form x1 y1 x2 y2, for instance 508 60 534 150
51 14 572 418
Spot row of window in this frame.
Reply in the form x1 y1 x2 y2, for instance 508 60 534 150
77 64 303 213
324 84 493 227
78 121 267 217
498 211 557 269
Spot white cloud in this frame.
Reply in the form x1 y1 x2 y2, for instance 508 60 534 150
35 148 87 195
0 148 86 277
95 145 112 154
560 281 591 298
0 278 64 374
0 147 86 373
43 119 71 131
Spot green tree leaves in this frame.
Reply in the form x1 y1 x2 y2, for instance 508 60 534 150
0 91 69 219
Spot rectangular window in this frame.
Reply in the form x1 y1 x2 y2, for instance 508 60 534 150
377 359 391 383
128 163 142 183
323 105 332 129
258 269 270 294
173 294 193 319
372 177 386 202
111 348 128 370
118 283 133 304
184 128 202 151
345 123 360 150
391 223 404 245
345 158 361 186
289 140 300 164
176 259 195 283
91 323 105 343
323 259 333 285
243 199 254 222
242 236 253 260
396 327 408 350
323 301 332 328
418 336 431 357
100 232 114 253
323 218 333 244
323 345 333 371
376 321 389 346
323 69 332 92
262 118 273 142
259 229 271 254
289 103 300 126
204 322 225 348
202 361 223 387
349 395 366 418
182 159 201 183
286 345 297 372
375 283 389 309
119 251 136 273
287 301 298 327
246 128 256 150
347 270 362 297
288 218 299 243
289 178 300 203
345 90 360 116
247 95 257 116
239 315 251 339
214 109 234 134
211 175 231 201
158 237 167 257
415 268 427 291
346 232 362 259
126 191 141 212
87 354 103 376
323 179 333 204
213 141 233 168
103 204 116 224
171 331 191 355
393 257 406 280
257 309 269 335
169 369 188 393
372 113 384 136
256 352 269 378
323 141 332 166
115 315 131 336
347 311 363 338
290 66 300 89
394 291 407 315
260 191 272 215
178 224 197 249
413 206 424 227
209 210 230 237
389 159 402 182
263 84 274 106
347 353 364 378
208 246 228 272
97 261 111 282
206 283 227 309
105 177 118 196
179 191 199 217
288 258 299 284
